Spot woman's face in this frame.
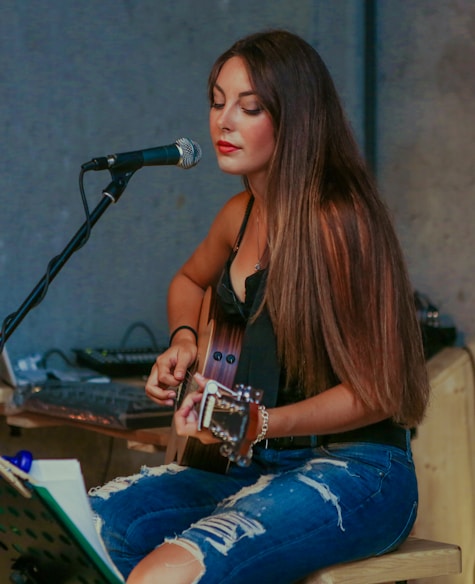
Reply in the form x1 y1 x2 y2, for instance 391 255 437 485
209 56 275 192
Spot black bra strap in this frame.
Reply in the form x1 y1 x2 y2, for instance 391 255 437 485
231 194 254 258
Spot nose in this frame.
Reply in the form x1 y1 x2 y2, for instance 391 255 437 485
215 104 234 132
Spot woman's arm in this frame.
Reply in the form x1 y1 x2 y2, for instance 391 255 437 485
262 382 390 439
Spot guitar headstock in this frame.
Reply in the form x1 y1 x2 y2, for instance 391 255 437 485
198 380 263 467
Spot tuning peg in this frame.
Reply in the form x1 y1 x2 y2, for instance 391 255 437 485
2 450 33 472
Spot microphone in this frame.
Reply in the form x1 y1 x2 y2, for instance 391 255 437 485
82 137 202 172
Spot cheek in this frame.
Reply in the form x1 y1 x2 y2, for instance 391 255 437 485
253 126 275 160
252 116 275 147
209 112 217 135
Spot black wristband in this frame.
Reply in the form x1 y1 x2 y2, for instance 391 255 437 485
169 325 198 346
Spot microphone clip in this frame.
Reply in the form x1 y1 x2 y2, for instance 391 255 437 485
102 168 136 203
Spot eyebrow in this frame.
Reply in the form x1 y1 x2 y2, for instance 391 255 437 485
213 83 256 98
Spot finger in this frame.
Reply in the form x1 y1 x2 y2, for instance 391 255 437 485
146 391 176 408
152 351 185 389
174 403 199 436
178 390 202 414
173 352 196 382
145 379 177 407
192 372 208 392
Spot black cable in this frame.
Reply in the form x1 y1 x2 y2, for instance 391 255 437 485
39 348 76 369
119 321 160 351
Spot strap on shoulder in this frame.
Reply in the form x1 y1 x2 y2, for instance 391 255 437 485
232 195 254 253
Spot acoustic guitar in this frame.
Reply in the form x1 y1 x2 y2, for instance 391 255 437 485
165 287 263 473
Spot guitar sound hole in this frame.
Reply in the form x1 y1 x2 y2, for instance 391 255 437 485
213 351 223 361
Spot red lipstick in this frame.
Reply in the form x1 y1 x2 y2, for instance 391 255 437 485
217 140 240 154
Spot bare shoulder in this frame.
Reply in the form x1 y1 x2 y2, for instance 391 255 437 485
212 190 251 245
178 191 251 288
217 190 251 220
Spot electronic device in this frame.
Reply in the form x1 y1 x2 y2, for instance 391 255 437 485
73 346 166 377
16 379 173 430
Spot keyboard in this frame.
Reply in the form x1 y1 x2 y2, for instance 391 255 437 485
73 347 166 377
16 380 174 430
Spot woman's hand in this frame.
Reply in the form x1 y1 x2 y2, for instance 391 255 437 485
145 339 198 407
174 373 220 444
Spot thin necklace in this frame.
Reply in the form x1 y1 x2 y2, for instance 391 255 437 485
255 209 262 271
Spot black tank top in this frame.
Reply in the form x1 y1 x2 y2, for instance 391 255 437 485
216 195 262 322
215 195 304 407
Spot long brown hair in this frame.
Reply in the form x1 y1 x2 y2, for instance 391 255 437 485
208 30 429 426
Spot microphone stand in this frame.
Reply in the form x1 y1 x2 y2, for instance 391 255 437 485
0 168 135 351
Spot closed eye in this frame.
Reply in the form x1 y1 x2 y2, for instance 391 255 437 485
242 107 263 115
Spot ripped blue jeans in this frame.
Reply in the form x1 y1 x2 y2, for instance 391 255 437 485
89 433 418 583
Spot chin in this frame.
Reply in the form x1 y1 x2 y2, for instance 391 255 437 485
216 159 244 176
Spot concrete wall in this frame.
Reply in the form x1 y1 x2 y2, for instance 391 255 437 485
378 0 475 344
0 0 364 363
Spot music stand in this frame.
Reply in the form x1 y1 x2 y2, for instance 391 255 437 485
0 461 123 584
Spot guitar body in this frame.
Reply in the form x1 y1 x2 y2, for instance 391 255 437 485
165 287 245 473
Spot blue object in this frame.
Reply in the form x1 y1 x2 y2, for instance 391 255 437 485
2 450 33 472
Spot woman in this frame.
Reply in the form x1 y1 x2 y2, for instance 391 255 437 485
90 30 429 584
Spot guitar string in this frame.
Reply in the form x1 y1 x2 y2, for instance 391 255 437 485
174 369 196 405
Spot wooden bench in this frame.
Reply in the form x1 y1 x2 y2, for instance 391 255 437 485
301 537 462 584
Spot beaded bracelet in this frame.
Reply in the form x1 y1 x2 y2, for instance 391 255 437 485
253 405 269 444
169 325 198 346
